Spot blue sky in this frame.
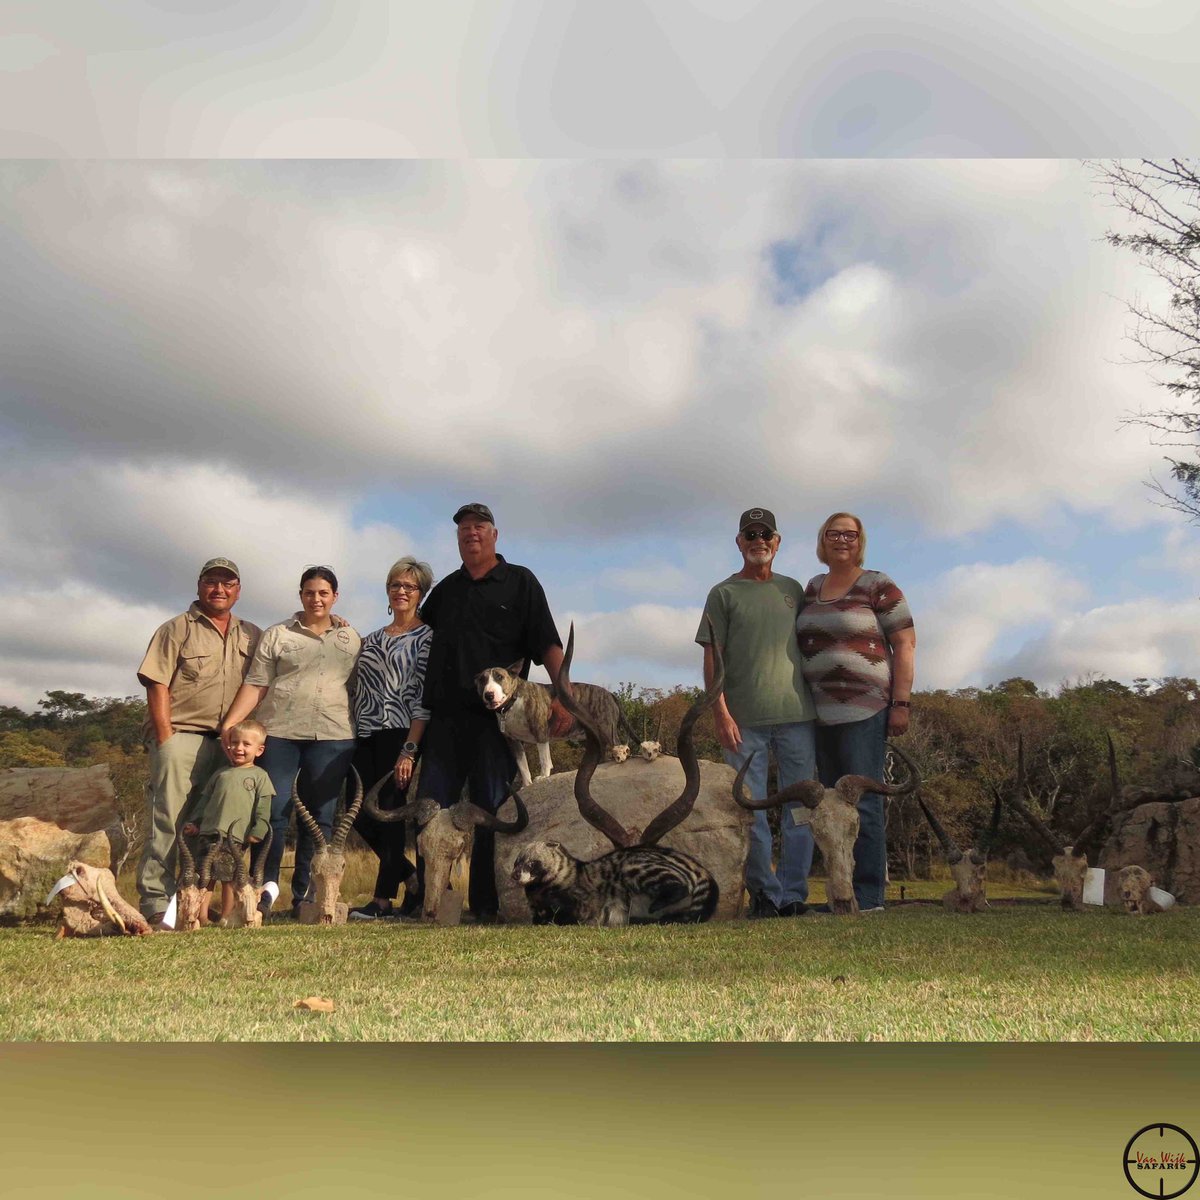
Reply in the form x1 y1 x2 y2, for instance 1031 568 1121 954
1 158 1198 707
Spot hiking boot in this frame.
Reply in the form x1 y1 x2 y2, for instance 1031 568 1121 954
349 900 393 921
747 893 780 919
778 901 809 917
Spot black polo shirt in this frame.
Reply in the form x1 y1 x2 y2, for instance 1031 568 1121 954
421 555 562 715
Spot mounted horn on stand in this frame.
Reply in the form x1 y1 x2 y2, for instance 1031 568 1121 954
292 768 364 925
916 786 1001 913
733 741 921 914
363 770 529 922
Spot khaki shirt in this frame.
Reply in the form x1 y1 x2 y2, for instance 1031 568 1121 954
245 615 361 740
137 604 263 737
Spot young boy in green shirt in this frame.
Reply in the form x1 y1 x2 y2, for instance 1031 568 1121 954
181 719 274 925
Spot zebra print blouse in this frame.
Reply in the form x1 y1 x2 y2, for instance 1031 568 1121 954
352 624 433 737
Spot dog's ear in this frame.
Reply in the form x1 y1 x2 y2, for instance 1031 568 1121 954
508 659 525 676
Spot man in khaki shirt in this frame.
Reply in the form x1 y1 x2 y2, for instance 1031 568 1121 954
135 557 262 924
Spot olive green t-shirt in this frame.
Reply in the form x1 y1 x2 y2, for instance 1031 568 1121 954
696 574 815 727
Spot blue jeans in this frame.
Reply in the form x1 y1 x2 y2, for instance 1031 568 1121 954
724 721 816 908
259 736 357 904
815 708 888 910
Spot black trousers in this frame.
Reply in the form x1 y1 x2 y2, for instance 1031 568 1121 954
416 709 517 916
352 728 417 900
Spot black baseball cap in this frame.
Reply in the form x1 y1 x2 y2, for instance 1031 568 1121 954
738 507 777 533
453 502 495 525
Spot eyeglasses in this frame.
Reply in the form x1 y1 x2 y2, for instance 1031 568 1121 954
388 582 421 593
824 530 860 543
199 577 239 588
742 529 776 542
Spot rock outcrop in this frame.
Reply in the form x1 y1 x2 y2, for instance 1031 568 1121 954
1099 798 1199 904
0 765 129 920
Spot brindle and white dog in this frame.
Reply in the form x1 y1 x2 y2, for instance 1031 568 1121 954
475 662 635 786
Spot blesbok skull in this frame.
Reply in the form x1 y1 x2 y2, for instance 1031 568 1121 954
174 832 206 932
732 743 920 914
220 827 273 929
292 768 364 925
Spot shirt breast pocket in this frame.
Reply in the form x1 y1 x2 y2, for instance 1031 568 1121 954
178 653 212 683
482 604 522 650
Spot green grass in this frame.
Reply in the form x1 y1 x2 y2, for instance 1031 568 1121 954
4 898 1197 1041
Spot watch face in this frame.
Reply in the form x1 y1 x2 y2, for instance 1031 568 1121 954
1123 1124 1199 1199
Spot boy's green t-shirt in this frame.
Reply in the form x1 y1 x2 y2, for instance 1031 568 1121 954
696 574 815 728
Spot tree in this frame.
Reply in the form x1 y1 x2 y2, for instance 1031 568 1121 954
1091 159 1200 518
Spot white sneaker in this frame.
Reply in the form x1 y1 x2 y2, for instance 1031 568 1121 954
861 905 885 913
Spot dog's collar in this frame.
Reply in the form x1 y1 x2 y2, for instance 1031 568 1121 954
494 691 519 717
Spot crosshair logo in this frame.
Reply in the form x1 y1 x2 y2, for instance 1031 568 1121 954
1123 1124 1199 1198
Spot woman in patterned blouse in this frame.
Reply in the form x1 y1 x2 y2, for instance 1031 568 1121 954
794 512 916 912
347 556 434 921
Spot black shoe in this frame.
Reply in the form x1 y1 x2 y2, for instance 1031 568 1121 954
472 910 502 925
257 895 273 922
349 900 393 921
290 901 304 920
395 890 422 920
778 901 810 917
747 893 781 919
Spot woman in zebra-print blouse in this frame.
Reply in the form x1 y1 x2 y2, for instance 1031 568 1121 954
348 556 434 920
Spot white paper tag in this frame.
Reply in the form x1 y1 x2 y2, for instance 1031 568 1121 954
1082 867 1106 906
1148 886 1176 909
44 872 76 905
161 893 177 930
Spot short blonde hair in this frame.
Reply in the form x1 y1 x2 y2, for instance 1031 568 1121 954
386 556 434 597
228 718 267 744
816 512 866 567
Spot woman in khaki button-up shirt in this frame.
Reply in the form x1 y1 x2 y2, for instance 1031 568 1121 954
221 566 361 915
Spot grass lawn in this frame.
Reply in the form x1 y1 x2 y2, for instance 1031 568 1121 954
3 878 1197 1041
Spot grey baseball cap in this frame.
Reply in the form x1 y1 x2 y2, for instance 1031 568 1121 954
198 557 240 579
738 508 777 533
453 502 495 524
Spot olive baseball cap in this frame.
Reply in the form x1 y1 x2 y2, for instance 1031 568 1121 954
453 502 495 525
198 557 241 579
738 507 777 533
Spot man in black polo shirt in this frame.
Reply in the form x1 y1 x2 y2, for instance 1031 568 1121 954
416 502 571 920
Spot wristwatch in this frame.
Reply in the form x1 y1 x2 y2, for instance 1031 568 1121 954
889 700 911 709
399 741 420 760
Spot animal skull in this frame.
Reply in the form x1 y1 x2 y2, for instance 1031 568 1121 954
1116 864 1156 915
48 861 152 938
292 769 363 926
638 741 662 762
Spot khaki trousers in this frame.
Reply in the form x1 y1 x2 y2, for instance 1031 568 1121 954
136 731 226 919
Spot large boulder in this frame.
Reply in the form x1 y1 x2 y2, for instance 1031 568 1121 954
494 756 751 923
1099 798 1200 904
0 765 129 920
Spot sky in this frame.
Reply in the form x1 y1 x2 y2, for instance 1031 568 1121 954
1 156 1198 709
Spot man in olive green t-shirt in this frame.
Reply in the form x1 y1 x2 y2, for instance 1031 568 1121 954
696 508 816 918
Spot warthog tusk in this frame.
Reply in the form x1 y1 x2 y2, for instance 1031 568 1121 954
44 873 77 905
95 876 126 933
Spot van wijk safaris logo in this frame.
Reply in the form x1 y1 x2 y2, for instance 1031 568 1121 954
1123 1124 1198 1199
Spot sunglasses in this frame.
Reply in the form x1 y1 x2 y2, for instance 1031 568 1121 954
742 529 776 541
